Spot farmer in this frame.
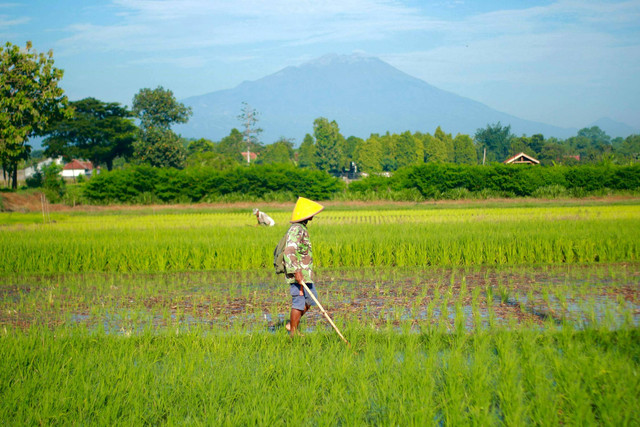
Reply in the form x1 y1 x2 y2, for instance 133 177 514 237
284 197 324 336
253 208 275 227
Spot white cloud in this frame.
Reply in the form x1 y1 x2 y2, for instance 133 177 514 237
57 0 439 55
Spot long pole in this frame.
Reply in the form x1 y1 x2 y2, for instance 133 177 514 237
300 282 350 346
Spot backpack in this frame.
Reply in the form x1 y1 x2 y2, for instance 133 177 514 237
273 228 290 274
274 224 300 274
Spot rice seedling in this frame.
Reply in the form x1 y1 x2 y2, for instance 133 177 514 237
0 202 638 423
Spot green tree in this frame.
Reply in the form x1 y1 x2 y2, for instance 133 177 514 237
354 134 383 172
509 136 537 158
0 41 70 188
434 127 454 162
258 138 294 164
187 138 215 156
215 129 245 163
424 133 448 163
342 136 361 167
475 122 513 163
298 134 317 168
313 117 344 173
453 134 477 165
394 131 422 168
131 86 191 169
538 140 568 165
379 133 397 171
618 134 640 162
43 97 136 171
132 86 192 130
132 127 186 168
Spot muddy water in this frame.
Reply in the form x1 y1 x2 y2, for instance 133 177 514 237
1 264 638 334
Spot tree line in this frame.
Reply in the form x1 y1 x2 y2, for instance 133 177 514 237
2 40 640 193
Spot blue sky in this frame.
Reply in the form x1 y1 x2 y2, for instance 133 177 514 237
2 0 639 131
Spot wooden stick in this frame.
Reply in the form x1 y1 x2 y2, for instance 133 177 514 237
301 282 350 346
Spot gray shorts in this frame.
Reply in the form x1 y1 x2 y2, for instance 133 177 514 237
290 283 318 311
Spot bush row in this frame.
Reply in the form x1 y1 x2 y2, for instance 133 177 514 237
349 163 640 197
83 164 344 203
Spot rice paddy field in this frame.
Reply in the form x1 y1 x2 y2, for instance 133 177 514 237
1 200 639 425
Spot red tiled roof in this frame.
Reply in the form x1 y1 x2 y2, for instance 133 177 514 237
241 151 258 160
63 159 94 170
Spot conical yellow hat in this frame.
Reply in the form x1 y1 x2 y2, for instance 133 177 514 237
290 197 324 223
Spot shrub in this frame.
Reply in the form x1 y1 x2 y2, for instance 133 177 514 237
83 164 344 204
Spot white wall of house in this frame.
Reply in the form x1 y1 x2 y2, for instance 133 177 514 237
21 157 63 179
61 169 90 178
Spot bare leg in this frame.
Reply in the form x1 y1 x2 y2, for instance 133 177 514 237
288 304 310 336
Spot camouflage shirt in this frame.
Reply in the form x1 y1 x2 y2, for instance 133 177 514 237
283 222 313 284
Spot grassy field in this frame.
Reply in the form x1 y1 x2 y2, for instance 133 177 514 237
1 200 639 424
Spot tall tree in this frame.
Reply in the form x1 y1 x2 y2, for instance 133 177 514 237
341 136 361 170
313 117 344 173
380 132 398 171
618 134 640 162
297 133 316 168
132 127 186 168
43 97 136 170
131 86 191 168
424 133 448 163
453 134 477 164
434 127 454 162
354 134 383 172
0 41 71 188
237 102 263 163
215 128 245 163
474 122 513 163
132 86 191 130
258 138 294 164
395 131 422 168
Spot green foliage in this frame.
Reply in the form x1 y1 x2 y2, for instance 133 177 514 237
314 117 344 172
354 134 383 172
215 128 245 163
133 127 186 169
297 133 317 168
618 135 640 162
453 134 477 164
42 162 65 202
130 87 191 169
257 138 294 165
131 86 191 130
351 163 640 198
25 169 44 188
83 164 344 204
0 41 71 189
395 131 423 168
424 133 448 163
43 97 136 170
475 122 513 163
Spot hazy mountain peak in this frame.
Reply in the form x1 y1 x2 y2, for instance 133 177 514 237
303 52 376 67
178 54 576 143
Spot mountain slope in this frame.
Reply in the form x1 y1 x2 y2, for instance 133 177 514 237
589 117 639 138
176 53 576 143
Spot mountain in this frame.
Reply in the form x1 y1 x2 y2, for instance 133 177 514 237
176 53 576 144
588 117 638 139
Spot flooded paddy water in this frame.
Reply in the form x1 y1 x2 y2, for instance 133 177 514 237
2 263 638 334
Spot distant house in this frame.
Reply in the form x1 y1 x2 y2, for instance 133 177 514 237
20 157 63 180
62 159 94 178
504 152 540 165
